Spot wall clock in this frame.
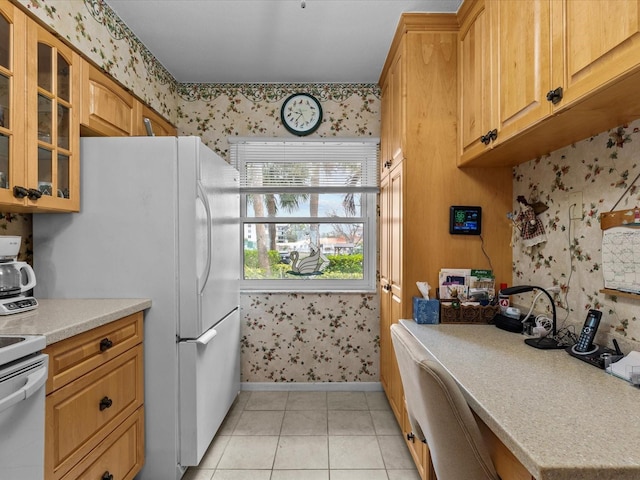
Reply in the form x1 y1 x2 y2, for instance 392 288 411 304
281 93 323 136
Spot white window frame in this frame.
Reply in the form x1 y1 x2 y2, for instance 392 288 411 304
229 137 379 293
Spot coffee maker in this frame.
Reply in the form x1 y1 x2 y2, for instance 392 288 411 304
0 236 38 314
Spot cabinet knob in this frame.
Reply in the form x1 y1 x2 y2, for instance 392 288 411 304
27 188 43 200
13 186 29 199
546 86 564 104
101 472 114 480
99 338 113 352
99 396 113 411
384 160 392 169
407 432 415 442
481 129 498 145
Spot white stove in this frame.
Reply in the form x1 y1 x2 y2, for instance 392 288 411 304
0 333 46 365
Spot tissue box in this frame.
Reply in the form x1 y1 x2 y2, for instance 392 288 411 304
413 297 440 324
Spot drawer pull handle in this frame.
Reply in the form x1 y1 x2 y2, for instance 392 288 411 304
99 396 113 411
102 472 114 480
100 338 113 352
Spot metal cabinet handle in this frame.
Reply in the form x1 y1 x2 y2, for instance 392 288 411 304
99 338 113 352
99 396 113 411
27 188 43 200
546 86 563 104
407 432 415 442
13 186 29 199
102 472 114 480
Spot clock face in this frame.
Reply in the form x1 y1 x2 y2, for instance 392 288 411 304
281 93 323 136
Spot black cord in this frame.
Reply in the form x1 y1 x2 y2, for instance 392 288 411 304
479 234 494 272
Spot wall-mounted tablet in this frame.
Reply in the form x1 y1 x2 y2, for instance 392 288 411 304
450 206 482 235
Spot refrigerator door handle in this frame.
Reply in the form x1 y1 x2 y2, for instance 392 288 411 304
185 327 218 346
196 181 213 295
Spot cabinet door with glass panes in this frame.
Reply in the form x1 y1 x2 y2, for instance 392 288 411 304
25 22 80 211
0 1 27 208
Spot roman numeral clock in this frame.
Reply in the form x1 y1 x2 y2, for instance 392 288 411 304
281 93 323 136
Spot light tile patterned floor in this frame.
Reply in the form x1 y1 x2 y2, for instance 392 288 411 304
183 391 421 480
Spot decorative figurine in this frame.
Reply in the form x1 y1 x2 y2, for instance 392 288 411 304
513 195 547 253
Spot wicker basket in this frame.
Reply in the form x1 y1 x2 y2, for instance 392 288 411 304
440 303 499 324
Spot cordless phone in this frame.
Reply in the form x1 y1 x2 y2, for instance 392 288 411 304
574 309 602 353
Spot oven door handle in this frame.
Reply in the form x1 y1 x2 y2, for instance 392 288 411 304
0 366 47 414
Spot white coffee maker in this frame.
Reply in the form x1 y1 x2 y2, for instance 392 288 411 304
0 236 38 314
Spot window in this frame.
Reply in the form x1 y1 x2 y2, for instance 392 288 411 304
229 138 379 292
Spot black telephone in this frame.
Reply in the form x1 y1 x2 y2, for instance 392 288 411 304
573 309 602 354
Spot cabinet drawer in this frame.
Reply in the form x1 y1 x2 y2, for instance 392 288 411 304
46 345 144 479
60 407 144 480
44 312 143 393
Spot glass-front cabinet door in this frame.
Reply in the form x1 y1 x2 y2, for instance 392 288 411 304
25 22 79 211
0 1 26 208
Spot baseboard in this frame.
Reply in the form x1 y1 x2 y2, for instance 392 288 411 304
240 382 383 392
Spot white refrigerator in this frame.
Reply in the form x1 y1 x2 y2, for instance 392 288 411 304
32 136 240 480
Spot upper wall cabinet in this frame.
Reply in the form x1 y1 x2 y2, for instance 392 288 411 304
138 103 177 137
0 0 80 213
458 0 640 167
80 60 139 137
80 59 176 138
0 0 27 209
459 0 552 165
551 0 640 107
26 22 81 212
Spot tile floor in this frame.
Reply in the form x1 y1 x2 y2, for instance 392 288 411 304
183 390 421 480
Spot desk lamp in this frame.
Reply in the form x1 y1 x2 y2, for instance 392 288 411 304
499 285 564 350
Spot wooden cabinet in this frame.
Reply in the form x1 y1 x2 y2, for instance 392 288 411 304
80 60 139 137
459 0 552 164
80 59 176 138
0 0 27 208
458 0 492 162
379 13 513 478
137 102 177 137
43 313 145 480
379 46 405 177
459 0 640 167
551 0 640 107
0 2 80 212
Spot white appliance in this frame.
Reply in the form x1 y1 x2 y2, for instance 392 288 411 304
0 334 48 480
0 236 38 315
32 136 240 480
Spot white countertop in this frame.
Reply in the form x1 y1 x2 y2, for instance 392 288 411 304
400 319 640 480
0 298 151 344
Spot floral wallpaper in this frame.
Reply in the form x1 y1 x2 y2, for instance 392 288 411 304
241 293 379 382
6 0 640 382
512 118 640 352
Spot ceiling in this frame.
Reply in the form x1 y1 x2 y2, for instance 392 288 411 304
105 0 462 84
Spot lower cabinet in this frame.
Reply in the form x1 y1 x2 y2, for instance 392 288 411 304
43 313 145 480
402 400 436 480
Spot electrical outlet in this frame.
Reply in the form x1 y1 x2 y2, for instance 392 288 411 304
569 191 582 219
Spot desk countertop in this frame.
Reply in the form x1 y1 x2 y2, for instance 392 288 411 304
0 298 151 344
400 319 640 480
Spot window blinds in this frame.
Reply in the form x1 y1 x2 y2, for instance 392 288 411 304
228 138 380 193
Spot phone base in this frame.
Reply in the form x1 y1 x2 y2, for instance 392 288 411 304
566 344 623 369
524 336 565 350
